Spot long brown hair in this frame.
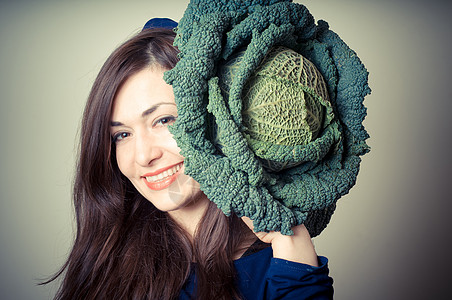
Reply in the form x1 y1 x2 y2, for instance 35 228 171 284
45 28 251 299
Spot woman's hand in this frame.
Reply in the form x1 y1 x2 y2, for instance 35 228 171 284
241 217 319 267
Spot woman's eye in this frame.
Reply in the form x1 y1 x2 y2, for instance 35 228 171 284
112 132 129 143
154 116 177 127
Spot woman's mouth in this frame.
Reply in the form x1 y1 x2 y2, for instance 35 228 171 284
142 162 183 191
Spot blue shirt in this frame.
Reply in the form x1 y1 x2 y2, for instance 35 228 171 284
179 246 334 299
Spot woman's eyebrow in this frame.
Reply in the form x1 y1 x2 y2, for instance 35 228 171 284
141 102 176 118
110 102 176 127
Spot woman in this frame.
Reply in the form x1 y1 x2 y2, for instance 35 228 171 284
48 25 333 299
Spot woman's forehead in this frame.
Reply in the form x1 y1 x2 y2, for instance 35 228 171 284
111 67 176 121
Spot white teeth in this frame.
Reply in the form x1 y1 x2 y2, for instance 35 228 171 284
145 163 183 183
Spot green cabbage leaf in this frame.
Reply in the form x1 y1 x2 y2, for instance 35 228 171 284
164 0 371 236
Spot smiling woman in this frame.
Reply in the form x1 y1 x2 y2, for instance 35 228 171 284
43 17 333 300
110 66 209 232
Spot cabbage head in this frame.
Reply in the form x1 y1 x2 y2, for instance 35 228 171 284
216 46 332 172
164 0 371 236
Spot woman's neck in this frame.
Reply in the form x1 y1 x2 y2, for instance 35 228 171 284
167 192 210 238
167 194 258 259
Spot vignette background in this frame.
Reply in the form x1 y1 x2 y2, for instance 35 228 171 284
1 0 451 299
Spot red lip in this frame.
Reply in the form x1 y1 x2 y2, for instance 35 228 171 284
143 173 179 191
142 162 184 191
142 162 183 177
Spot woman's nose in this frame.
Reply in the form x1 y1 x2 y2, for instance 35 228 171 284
134 131 162 166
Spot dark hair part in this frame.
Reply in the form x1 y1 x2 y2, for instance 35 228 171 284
44 28 251 299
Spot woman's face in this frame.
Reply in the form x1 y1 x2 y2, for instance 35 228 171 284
110 66 206 214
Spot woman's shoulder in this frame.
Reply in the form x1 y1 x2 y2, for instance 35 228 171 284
239 239 272 259
233 240 273 272
233 241 333 299
234 238 331 278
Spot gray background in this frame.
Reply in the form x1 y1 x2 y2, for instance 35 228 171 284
1 0 451 299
